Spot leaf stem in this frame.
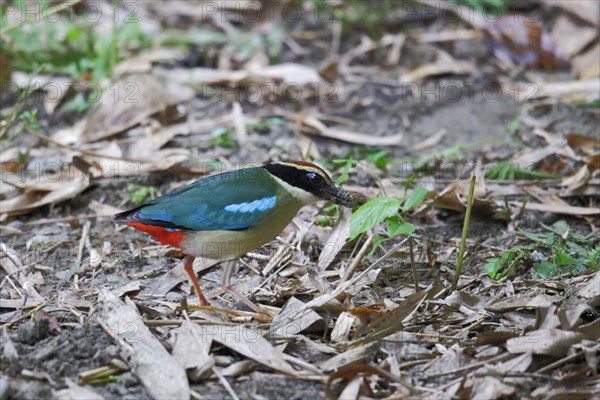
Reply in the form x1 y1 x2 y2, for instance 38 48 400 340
452 175 476 288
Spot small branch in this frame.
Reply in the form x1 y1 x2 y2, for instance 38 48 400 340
409 237 419 291
452 175 476 289
340 233 374 284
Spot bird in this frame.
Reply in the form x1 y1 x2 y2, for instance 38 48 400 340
114 160 355 311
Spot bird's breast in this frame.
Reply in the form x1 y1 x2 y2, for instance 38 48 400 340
180 202 301 261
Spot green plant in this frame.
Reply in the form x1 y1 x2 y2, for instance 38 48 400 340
506 118 520 134
128 186 159 206
584 243 600 270
484 161 559 181
446 0 508 17
2 0 148 82
349 187 429 256
207 127 235 149
247 117 285 132
311 0 399 39
485 220 599 279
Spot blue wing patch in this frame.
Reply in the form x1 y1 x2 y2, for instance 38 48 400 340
224 196 276 214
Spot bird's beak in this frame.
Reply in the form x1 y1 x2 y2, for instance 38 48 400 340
322 186 357 208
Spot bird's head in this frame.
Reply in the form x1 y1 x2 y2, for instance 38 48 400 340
263 161 356 207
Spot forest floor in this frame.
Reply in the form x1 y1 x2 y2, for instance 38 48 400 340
1 1 599 399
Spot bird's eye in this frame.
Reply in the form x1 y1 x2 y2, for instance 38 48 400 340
307 172 321 183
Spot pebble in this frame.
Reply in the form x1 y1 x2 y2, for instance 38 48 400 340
165 292 184 303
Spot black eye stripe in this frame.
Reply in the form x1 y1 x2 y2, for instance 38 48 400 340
263 163 329 194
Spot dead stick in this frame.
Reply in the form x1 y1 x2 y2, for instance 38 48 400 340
452 175 476 288
536 351 583 374
340 233 374 284
409 237 419 291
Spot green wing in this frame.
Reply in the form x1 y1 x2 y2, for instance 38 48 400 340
117 167 281 231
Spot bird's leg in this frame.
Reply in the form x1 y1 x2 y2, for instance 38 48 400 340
221 259 261 313
183 255 209 305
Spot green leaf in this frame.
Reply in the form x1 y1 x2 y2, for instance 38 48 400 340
534 261 558 277
349 196 401 241
554 245 578 266
387 216 415 237
485 161 559 181
131 186 158 206
506 118 520 134
484 258 501 278
336 158 353 185
484 249 524 279
315 217 332 227
585 244 600 270
367 150 388 170
539 220 570 238
401 187 428 213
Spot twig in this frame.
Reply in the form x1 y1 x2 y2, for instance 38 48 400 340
288 237 410 324
409 237 419 291
262 232 295 276
340 233 374 284
76 221 90 269
74 221 90 291
535 351 583 374
452 175 476 289
0 242 42 298
212 367 240 400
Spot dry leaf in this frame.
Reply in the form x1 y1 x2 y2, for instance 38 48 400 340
318 343 379 372
326 363 404 399
82 74 193 143
572 42 600 79
170 320 214 381
198 324 298 375
318 207 351 271
301 115 404 146
400 49 474 82
11 72 72 115
543 0 600 27
513 201 599 217
481 15 568 70
364 280 442 343
156 63 323 99
586 153 600 171
560 165 591 193
506 329 583 356
486 294 559 312
567 133 600 155
424 343 472 376
330 312 357 343
576 273 600 299
96 290 190 399
54 378 105 400
463 376 515 399
0 165 90 216
270 296 325 338
433 179 496 215
550 15 597 58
